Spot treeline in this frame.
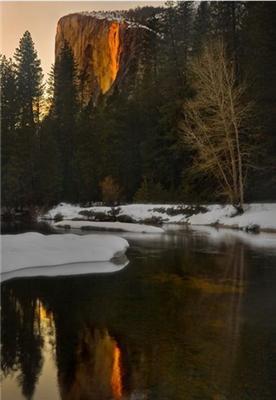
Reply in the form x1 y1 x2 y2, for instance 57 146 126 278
1 1 276 209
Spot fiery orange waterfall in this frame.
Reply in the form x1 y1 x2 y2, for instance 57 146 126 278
98 22 121 94
108 22 121 87
111 344 123 399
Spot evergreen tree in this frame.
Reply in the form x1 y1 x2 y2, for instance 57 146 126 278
3 31 43 208
2 3 276 208
14 31 43 126
241 2 276 199
36 116 62 206
52 41 79 202
192 1 211 54
0 56 18 207
209 1 245 74
175 1 194 80
74 106 100 203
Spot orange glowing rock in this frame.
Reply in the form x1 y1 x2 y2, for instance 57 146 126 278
55 13 155 105
55 14 123 104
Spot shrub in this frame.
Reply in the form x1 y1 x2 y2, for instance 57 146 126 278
143 216 163 226
100 176 122 206
54 213 63 222
117 214 136 223
78 210 94 220
133 176 169 203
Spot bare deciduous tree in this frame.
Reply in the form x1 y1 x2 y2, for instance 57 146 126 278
180 40 257 210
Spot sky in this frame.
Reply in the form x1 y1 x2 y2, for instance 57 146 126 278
0 1 165 77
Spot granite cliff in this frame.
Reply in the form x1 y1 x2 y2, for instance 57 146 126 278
55 12 155 105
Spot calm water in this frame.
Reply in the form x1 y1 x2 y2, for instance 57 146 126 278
1 225 276 400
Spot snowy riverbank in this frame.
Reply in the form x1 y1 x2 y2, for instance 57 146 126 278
1 232 129 281
42 203 276 232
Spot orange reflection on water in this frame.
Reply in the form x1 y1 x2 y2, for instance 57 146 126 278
36 300 53 323
111 344 122 400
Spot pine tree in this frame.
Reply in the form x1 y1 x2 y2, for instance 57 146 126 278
3 32 44 208
52 41 79 202
175 1 194 80
241 2 276 199
36 116 62 206
74 106 100 202
0 56 18 207
193 1 211 54
14 31 43 126
209 1 245 74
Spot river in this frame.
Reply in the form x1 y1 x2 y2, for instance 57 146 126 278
1 224 276 400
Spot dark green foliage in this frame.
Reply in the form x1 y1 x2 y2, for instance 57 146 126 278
241 2 276 200
192 1 211 54
134 177 170 204
14 31 43 126
1 3 276 209
74 107 100 202
52 41 79 202
1 31 43 208
1 56 18 206
35 117 62 205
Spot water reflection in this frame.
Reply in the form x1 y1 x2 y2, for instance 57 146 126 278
57 327 122 400
1 229 276 400
1 292 44 399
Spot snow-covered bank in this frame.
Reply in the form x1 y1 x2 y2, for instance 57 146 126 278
42 203 276 232
1 260 128 282
187 203 276 231
54 220 164 234
1 233 129 281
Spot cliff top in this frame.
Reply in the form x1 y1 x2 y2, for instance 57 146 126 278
58 11 158 35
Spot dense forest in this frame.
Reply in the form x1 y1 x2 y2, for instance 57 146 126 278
1 1 276 211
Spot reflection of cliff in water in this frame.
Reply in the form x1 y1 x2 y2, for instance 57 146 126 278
57 327 122 400
1 235 276 400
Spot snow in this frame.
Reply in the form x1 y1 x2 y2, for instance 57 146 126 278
187 203 276 230
43 203 183 223
42 202 276 232
1 261 128 282
112 204 183 223
67 11 159 35
1 232 129 281
54 220 164 234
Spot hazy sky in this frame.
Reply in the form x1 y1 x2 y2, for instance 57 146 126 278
0 1 165 77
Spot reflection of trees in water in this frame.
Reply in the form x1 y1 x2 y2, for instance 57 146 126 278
200 241 247 398
1 238 275 400
1 286 44 399
45 243 250 400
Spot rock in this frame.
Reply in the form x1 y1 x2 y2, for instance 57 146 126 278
55 12 156 105
116 214 136 223
245 224 260 233
54 212 64 222
58 224 71 230
143 216 163 226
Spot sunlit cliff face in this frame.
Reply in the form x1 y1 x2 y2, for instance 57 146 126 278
55 13 154 105
55 14 123 104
